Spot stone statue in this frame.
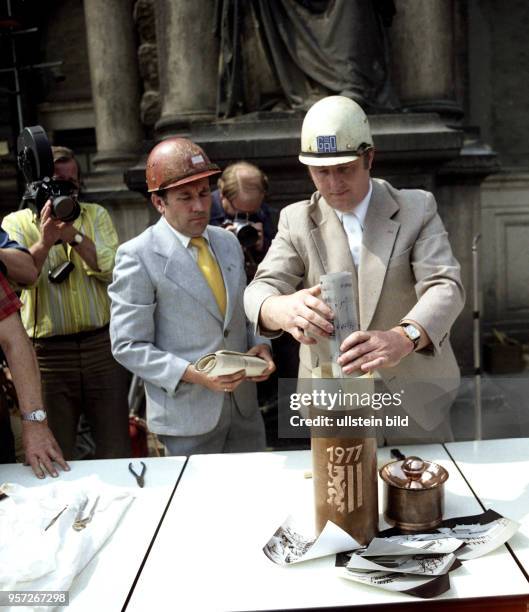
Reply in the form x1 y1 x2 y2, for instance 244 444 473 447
215 0 399 117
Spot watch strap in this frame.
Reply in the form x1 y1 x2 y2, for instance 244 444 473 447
69 232 83 247
21 409 47 422
400 323 420 349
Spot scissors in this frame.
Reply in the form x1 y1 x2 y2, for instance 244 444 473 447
128 461 147 488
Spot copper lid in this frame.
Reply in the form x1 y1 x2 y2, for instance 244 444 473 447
379 456 449 490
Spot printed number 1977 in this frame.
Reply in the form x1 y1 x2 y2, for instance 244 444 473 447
326 444 362 464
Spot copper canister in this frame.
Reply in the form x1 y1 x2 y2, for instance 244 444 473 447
379 456 449 531
312 436 378 545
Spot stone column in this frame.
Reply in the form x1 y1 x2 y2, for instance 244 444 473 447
391 0 462 119
154 0 219 137
84 0 143 171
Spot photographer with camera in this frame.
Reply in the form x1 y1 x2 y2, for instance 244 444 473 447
210 162 274 281
2 139 130 461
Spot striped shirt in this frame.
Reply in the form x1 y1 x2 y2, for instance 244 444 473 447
2 203 118 338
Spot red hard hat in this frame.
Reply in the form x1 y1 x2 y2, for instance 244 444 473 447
145 137 220 192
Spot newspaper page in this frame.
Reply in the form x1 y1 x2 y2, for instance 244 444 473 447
343 550 461 576
340 568 452 599
194 350 267 377
377 509 519 561
263 517 360 565
334 509 517 598
360 535 464 557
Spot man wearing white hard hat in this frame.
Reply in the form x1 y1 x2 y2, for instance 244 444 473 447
244 96 465 442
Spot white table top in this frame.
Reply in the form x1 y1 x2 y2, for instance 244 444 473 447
126 445 529 611
445 437 529 574
0 456 187 612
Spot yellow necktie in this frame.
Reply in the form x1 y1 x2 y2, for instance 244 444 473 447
190 237 227 317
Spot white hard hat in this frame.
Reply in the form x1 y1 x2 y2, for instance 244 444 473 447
299 96 373 166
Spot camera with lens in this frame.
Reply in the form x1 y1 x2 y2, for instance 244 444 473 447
17 125 81 223
222 216 259 249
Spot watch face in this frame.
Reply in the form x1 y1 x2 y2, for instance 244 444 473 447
405 325 421 341
23 409 47 422
74 233 83 244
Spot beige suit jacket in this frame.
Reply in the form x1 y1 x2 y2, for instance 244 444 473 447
244 178 465 432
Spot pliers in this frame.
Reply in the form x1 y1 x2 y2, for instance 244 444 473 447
128 461 147 488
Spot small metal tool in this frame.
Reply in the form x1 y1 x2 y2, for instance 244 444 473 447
390 448 406 461
128 461 147 488
73 496 100 531
44 505 68 531
72 496 88 528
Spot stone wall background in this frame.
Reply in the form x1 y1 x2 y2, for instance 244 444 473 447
1 0 529 347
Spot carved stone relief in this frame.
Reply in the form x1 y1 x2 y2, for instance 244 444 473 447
133 0 161 127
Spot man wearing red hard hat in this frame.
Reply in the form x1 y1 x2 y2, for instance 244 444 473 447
109 137 275 455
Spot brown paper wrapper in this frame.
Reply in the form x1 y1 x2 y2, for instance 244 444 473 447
312 436 378 545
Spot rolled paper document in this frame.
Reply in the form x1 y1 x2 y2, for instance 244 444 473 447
194 350 268 377
320 271 359 378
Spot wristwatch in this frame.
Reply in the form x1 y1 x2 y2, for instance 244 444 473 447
400 323 421 349
21 409 47 422
69 232 83 247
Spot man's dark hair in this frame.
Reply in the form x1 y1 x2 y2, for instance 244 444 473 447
51 145 82 183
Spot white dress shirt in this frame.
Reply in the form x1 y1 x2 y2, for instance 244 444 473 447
162 217 215 262
335 180 372 267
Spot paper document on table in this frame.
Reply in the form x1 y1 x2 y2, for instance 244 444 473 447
344 550 460 576
332 509 518 599
195 350 268 377
361 535 464 557
340 567 452 599
377 509 519 561
436 509 520 560
263 516 360 565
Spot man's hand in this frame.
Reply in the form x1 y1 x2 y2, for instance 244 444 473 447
183 364 247 394
38 201 64 248
208 370 247 393
58 218 101 272
259 285 334 345
21 421 70 479
245 343 276 382
39 201 81 249
337 328 415 374
57 222 78 245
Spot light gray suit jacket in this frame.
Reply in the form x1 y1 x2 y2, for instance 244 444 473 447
109 219 263 437
244 178 465 430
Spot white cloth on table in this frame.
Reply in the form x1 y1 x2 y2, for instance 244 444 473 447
0 476 134 610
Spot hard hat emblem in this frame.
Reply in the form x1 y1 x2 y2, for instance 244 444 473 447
299 96 373 166
316 135 337 153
